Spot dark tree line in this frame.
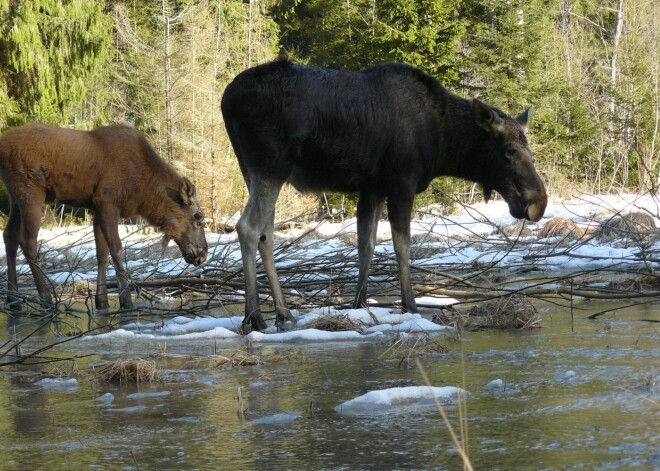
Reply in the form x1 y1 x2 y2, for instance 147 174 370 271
0 0 657 222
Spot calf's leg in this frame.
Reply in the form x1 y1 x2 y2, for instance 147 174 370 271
354 192 386 308
18 199 53 307
387 194 417 312
236 177 283 331
3 203 22 309
93 217 110 310
95 207 133 309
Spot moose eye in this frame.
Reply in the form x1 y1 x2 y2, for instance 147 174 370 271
504 148 517 159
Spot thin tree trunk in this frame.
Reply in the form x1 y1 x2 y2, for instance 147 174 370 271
162 0 174 163
607 0 625 191
248 0 253 68
190 23 197 179
209 1 223 230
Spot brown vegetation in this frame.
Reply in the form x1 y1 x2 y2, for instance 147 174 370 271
92 358 161 384
539 217 587 239
598 211 657 241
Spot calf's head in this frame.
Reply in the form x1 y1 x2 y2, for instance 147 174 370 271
162 177 208 265
473 99 547 222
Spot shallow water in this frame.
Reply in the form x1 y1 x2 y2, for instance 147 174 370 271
0 302 658 470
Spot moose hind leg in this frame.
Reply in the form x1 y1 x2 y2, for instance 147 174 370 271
18 199 53 307
236 177 283 331
354 193 386 308
387 194 417 312
93 217 110 310
3 203 22 309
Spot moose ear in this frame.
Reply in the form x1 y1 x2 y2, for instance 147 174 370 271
482 185 493 203
166 178 197 207
516 106 532 133
166 187 184 207
162 235 172 251
179 177 197 207
473 99 505 135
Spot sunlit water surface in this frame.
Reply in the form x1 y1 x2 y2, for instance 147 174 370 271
0 302 658 470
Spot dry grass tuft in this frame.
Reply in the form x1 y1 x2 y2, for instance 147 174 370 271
598 212 657 241
539 217 586 239
303 314 364 332
158 348 306 368
464 295 540 330
92 358 161 384
606 274 660 292
213 349 305 367
380 333 449 367
498 219 533 237
72 280 94 297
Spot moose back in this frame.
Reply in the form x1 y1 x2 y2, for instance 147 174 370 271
222 60 547 331
0 124 208 311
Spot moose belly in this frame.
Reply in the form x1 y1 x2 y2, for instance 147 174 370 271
288 164 367 194
42 169 95 207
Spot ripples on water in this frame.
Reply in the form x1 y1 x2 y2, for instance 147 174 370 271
0 302 658 470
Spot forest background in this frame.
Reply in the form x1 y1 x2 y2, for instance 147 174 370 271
0 0 658 229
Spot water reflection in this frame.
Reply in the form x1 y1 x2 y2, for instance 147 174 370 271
0 302 657 469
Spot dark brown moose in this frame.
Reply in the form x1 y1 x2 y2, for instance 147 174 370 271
0 124 208 311
222 60 547 331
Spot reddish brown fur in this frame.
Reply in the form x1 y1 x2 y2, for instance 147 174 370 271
0 123 207 311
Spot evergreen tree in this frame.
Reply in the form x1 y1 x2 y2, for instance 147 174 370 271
0 0 113 126
274 0 464 82
459 0 552 108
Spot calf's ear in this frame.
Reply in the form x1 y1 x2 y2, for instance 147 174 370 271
516 106 532 133
162 235 172 251
166 177 197 207
180 177 197 207
473 99 505 135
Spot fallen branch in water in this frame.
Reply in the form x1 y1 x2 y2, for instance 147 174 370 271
414 285 660 301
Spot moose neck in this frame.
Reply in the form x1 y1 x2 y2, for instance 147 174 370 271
135 140 185 232
433 93 492 186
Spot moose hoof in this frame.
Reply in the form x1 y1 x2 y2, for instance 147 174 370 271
95 296 110 311
119 298 134 311
6 298 22 312
243 314 268 333
241 323 253 335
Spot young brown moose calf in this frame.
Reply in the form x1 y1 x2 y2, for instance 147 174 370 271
222 60 547 331
0 124 208 311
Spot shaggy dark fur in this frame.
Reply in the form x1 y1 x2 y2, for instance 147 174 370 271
222 60 547 330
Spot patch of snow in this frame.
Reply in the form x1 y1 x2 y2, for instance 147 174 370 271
335 386 468 415
248 329 382 342
127 391 171 400
484 379 505 391
34 378 79 389
250 413 302 426
95 393 115 403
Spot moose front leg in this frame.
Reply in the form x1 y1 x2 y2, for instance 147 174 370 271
387 193 417 313
95 207 133 310
236 177 283 331
258 209 295 327
354 192 386 308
